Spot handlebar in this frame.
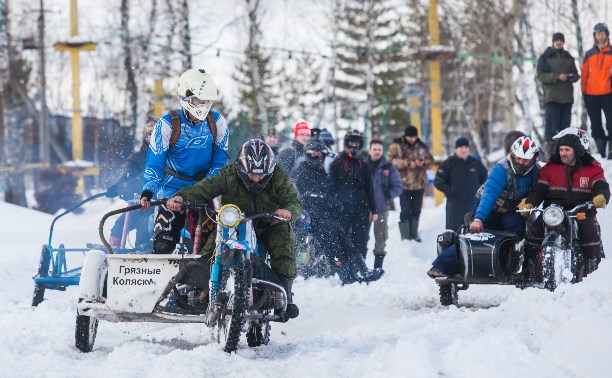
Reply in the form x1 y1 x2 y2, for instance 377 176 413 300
99 199 167 254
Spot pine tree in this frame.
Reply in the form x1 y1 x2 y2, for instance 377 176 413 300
277 53 324 131
232 0 278 139
333 0 410 139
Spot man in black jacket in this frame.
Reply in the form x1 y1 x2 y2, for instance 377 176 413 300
276 119 311 177
536 32 580 156
434 137 488 231
330 130 382 284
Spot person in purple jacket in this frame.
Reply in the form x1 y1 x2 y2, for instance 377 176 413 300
366 139 403 269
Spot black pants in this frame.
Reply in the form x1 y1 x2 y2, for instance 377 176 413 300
544 102 572 141
337 206 371 260
153 204 188 253
526 215 602 259
584 93 612 140
399 189 424 221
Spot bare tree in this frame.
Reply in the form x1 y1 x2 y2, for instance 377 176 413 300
246 0 269 135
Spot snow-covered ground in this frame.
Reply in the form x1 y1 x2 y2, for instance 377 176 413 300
2 161 612 378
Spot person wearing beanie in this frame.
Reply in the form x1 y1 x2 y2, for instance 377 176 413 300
276 119 311 177
387 125 433 242
582 23 612 159
521 133 610 280
434 137 488 231
537 31 580 156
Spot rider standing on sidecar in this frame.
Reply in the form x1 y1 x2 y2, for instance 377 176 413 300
166 140 302 321
521 133 610 279
139 69 229 254
427 136 541 278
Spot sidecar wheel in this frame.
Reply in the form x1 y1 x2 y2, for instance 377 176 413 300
439 283 458 306
223 267 248 353
32 245 52 307
75 311 98 352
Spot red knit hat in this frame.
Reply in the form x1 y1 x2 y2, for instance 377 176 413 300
294 119 311 138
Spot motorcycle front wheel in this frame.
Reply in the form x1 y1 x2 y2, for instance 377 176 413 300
219 267 248 353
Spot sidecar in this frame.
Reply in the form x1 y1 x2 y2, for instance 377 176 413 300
434 229 522 305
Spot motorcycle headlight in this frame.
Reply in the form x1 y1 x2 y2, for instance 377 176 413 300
543 206 564 227
218 204 242 228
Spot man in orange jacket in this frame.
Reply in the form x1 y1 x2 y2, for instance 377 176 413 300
582 23 612 159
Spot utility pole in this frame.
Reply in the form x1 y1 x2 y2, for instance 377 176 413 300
53 0 95 193
53 0 95 163
38 0 49 165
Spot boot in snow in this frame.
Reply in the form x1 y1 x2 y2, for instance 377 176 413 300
336 259 356 285
399 221 411 240
276 275 299 321
410 217 421 242
374 254 385 269
352 255 384 283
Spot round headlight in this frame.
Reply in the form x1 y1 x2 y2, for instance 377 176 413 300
543 206 564 227
218 204 242 228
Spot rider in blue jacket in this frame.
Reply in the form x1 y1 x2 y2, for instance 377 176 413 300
140 69 229 254
427 136 540 278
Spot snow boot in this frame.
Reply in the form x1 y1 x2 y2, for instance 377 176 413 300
336 260 356 285
583 258 599 278
410 217 421 242
374 254 385 269
277 276 299 321
399 221 411 240
352 255 384 283
595 138 607 158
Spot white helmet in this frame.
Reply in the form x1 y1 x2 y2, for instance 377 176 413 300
552 127 589 150
509 136 539 176
177 69 218 121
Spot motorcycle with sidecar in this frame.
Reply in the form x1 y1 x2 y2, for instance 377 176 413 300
75 201 292 353
433 202 594 305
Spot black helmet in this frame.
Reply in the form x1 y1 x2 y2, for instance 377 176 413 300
344 130 364 154
305 138 327 154
319 128 335 146
237 139 276 193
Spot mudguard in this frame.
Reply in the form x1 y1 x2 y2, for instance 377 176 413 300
457 230 519 284
542 231 565 248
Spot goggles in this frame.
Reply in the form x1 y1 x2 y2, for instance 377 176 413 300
180 95 212 108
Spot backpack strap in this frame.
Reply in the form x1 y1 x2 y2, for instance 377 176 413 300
169 109 182 152
207 111 218 150
169 109 218 151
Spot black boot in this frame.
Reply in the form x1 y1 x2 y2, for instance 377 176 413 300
399 221 411 240
277 276 299 321
352 255 384 283
374 254 385 269
336 260 356 285
410 217 421 242
595 138 607 158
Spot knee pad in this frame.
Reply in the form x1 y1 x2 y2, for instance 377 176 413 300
153 238 176 254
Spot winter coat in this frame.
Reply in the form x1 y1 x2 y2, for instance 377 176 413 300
176 162 302 279
276 140 307 177
473 157 539 222
293 157 336 214
434 155 488 230
387 138 434 190
366 156 403 213
109 143 148 200
536 47 580 104
330 152 377 214
581 43 612 96
526 154 610 215
142 109 229 199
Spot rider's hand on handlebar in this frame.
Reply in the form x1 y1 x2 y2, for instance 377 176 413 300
275 209 292 222
593 194 607 209
469 219 483 232
139 197 150 211
517 202 534 217
166 196 184 212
